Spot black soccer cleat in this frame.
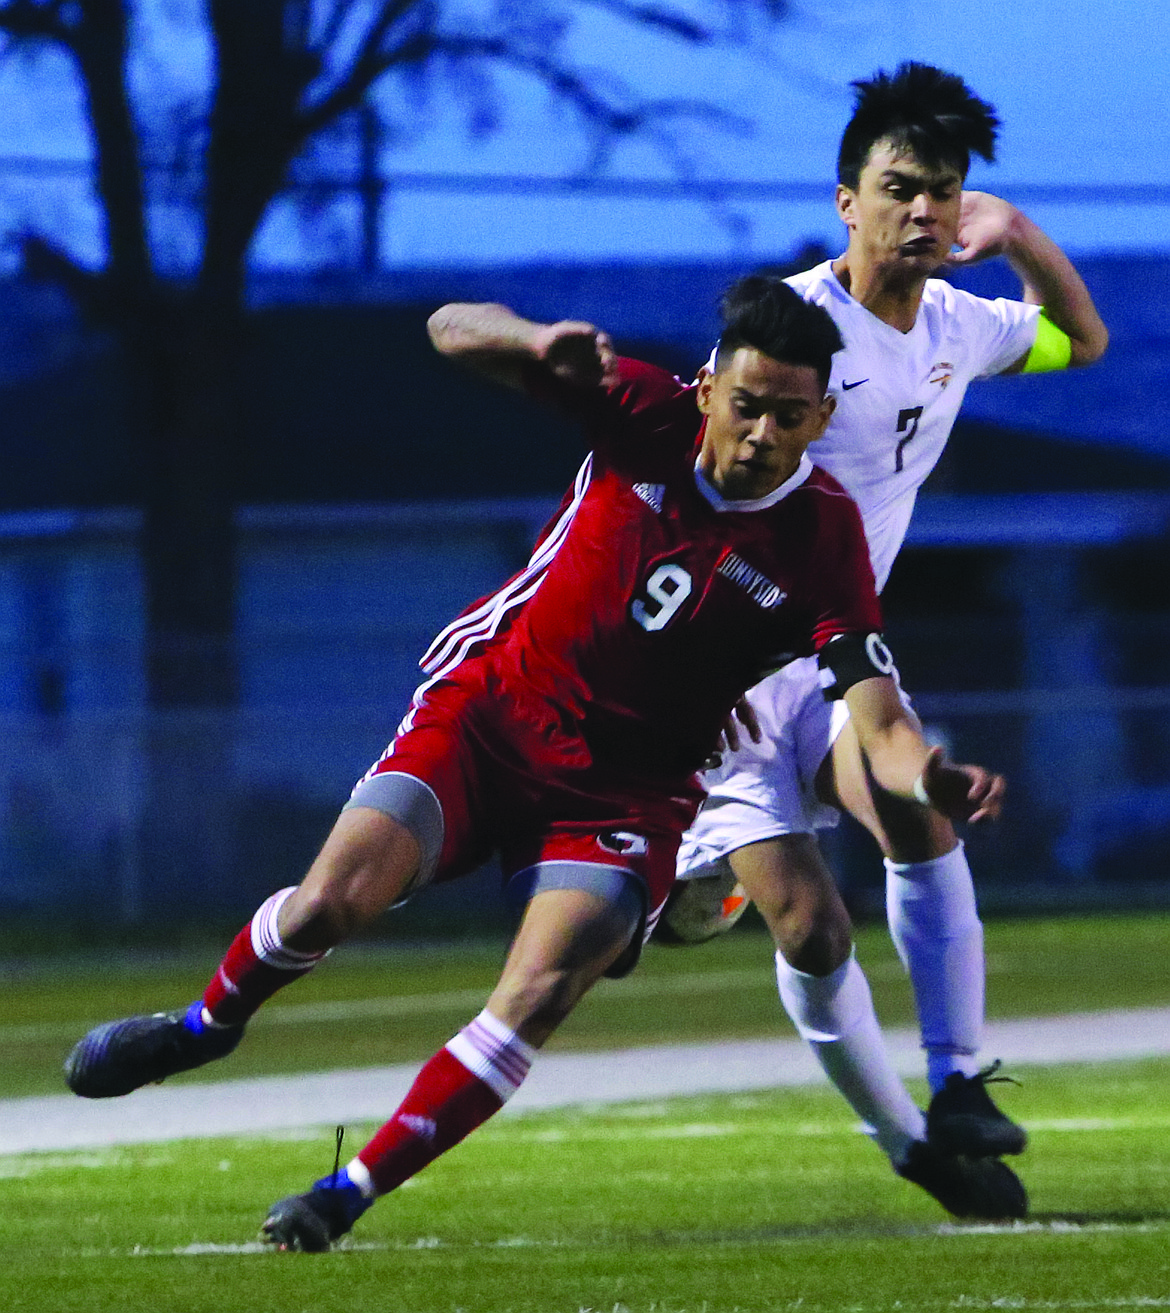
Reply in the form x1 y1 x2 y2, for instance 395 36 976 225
261 1176 373 1253
896 1139 1028 1221
63 1002 244 1098
927 1060 1028 1158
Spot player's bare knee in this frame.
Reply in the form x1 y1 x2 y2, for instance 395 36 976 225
281 857 403 949
278 881 366 950
282 808 422 950
491 967 589 1043
759 868 851 970
778 908 853 976
526 971 581 1028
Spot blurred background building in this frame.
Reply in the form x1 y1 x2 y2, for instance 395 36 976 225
0 0 1168 936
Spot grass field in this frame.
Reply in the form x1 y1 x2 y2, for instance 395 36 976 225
5 913 1170 1311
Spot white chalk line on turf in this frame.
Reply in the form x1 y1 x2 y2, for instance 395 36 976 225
106 1235 555 1257
949 1301 1170 1309
509 1115 1170 1144
89 1218 1170 1260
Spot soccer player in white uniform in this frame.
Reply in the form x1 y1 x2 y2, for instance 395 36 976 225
669 63 1108 1211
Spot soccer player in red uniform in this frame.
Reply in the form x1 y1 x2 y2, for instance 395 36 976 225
64 275 1005 1250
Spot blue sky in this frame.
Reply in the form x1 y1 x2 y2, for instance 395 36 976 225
1 0 1167 272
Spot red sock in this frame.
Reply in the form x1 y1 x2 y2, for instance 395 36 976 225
357 1010 535 1195
201 887 327 1027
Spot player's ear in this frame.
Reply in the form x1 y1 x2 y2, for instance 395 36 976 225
815 394 836 436
695 365 716 415
835 184 856 229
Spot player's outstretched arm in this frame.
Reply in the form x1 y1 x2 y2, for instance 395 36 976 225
843 676 1006 824
945 191 1108 369
427 302 617 391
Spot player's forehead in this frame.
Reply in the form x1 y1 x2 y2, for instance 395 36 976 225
861 137 964 189
719 347 821 404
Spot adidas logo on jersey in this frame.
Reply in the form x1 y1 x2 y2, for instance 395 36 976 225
633 482 666 512
717 552 787 609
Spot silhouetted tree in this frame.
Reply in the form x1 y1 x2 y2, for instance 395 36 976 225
0 0 790 708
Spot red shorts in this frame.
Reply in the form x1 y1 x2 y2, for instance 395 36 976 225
351 661 700 927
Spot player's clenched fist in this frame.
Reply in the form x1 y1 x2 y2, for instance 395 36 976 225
533 321 617 388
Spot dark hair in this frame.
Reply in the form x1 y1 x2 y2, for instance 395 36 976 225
716 274 843 393
837 61 999 189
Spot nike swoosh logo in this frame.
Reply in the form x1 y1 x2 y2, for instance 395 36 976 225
842 378 868 391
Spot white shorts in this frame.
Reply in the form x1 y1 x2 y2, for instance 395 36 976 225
676 657 914 878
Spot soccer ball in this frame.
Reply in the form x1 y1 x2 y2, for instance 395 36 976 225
653 865 749 945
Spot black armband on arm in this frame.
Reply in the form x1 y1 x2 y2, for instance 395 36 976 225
817 632 899 701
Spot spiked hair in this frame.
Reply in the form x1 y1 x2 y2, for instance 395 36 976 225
715 274 843 394
837 62 1000 188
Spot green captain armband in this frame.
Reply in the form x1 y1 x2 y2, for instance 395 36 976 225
1021 312 1073 373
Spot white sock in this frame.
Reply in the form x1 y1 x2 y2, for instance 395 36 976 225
885 843 984 1093
344 1157 377 1198
775 950 925 1165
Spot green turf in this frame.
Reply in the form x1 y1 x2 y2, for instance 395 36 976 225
5 912 1170 1309
3 911 1169 1099
4 1058 1169 1312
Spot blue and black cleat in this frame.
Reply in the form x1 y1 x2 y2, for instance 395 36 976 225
64 1001 243 1098
261 1170 374 1252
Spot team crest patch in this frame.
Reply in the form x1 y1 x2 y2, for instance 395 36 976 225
928 361 953 389
633 482 666 512
717 552 787 609
598 831 649 856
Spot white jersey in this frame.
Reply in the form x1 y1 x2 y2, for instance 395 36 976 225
787 261 1039 590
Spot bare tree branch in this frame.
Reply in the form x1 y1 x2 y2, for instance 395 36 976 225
297 0 429 137
573 0 716 43
313 0 364 54
0 0 73 44
432 32 749 148
0 0 152 316
200 0 304 298
69 0 152 304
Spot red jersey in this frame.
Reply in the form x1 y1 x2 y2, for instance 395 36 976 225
414 358 881 789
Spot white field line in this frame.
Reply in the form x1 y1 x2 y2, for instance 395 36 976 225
2 1006 1170 1156
82 1218 1170 1261
511 1113 1170 1143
